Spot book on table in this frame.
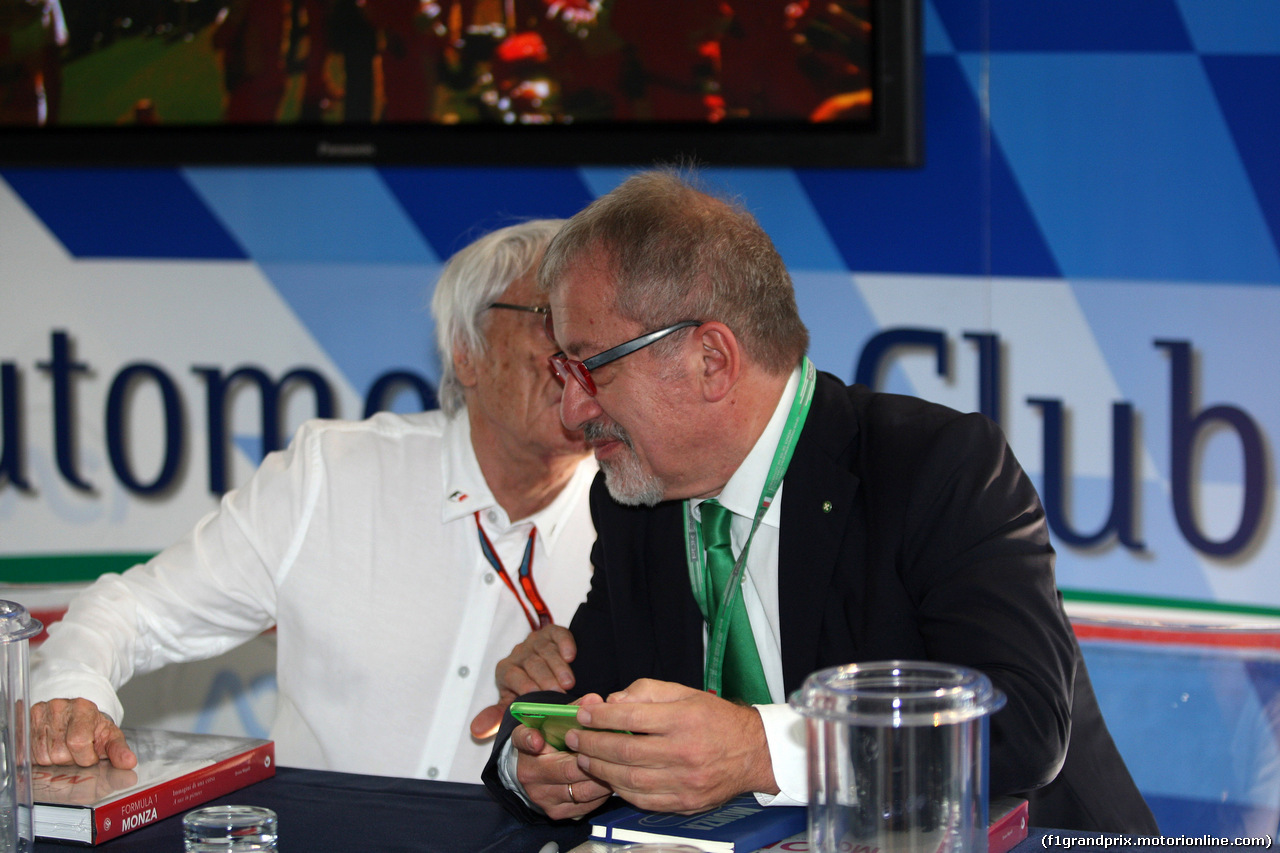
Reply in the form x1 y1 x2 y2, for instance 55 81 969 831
984 796 1030 853
32 728 275 845
584 795 1028 852
589 795 806 852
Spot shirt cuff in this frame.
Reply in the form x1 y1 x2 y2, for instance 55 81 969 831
497 735 547 815
29 665 126 727
752 702 808 807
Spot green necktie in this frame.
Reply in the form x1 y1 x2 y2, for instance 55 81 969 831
700 499 772 705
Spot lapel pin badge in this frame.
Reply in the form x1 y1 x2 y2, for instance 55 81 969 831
822 500 833 513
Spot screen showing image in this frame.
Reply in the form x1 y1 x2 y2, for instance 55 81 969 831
1 0 916 165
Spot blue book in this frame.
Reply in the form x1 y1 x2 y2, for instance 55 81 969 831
589 796 807 852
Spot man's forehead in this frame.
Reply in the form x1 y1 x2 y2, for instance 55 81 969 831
551 261 624 356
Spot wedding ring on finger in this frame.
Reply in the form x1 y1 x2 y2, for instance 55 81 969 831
567 782 577 803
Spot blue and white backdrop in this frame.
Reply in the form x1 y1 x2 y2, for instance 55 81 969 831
3 0 1280 835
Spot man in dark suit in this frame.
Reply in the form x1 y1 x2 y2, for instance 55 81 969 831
481 169 1158 834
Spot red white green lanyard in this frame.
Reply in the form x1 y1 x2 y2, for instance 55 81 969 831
682 358 816 698
475 511 552 631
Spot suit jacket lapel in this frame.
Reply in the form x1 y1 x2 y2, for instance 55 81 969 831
778 373 863 695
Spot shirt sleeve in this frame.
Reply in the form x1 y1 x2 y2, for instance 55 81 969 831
29 421 317 720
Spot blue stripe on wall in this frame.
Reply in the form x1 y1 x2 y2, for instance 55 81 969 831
923 0 956 55
262 262 443 402
1201 56 1280 256
377 167 596 260
929 0 983 56
797 56 1059 278
934 0 1194 52
988 53 1280 283
1176 0 1280 53
1 168 246 260
183 167 437 264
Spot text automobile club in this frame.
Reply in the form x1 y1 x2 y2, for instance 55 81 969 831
2 328 1269 560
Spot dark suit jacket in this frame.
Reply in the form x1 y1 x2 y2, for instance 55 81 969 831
486 372 1157 834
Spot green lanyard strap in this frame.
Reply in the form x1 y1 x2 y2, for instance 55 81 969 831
682 358 816 699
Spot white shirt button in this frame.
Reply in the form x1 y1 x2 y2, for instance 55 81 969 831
427 767 439 779
487 510 498 523
458 666 470 678
484 573 495 584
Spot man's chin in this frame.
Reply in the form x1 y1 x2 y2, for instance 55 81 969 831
600 465 665 508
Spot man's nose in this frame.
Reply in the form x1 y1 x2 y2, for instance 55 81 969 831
560 375 602 431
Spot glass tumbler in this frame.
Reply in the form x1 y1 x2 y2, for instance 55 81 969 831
182 805 277 851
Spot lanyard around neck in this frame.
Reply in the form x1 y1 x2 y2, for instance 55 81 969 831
682 357 816 699
475 511 551 631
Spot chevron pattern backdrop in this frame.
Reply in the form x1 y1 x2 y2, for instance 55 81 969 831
3 0 1280 837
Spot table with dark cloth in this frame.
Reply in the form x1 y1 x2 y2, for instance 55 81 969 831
32 769 1211 852
34 766 591 853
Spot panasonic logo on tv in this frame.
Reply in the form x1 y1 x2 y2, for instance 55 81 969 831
317 141 376 158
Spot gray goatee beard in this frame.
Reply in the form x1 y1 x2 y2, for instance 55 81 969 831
584 421 665 507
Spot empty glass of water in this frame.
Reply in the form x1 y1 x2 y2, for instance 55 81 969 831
182 805 277 852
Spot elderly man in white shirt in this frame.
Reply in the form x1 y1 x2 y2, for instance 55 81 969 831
27 219 598 784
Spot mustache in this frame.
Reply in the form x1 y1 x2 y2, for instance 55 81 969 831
583 420 633 448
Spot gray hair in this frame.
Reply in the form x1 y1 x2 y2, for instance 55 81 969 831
431 219 565 416
537 169 808 374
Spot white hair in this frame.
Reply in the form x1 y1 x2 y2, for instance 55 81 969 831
430 219 565 417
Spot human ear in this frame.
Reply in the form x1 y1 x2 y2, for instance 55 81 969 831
696 322 740 403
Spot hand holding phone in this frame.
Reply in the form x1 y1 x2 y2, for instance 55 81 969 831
509 701 627 751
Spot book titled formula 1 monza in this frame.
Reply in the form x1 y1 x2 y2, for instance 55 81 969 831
33 728 275 845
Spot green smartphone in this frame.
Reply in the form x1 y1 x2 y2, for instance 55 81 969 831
509 701 586 750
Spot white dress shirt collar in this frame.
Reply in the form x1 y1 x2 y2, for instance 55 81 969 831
439 407 598 550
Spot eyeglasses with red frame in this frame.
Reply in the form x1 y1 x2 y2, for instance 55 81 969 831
548 320 702 396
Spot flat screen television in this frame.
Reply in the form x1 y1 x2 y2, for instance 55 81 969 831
0 0 922 166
